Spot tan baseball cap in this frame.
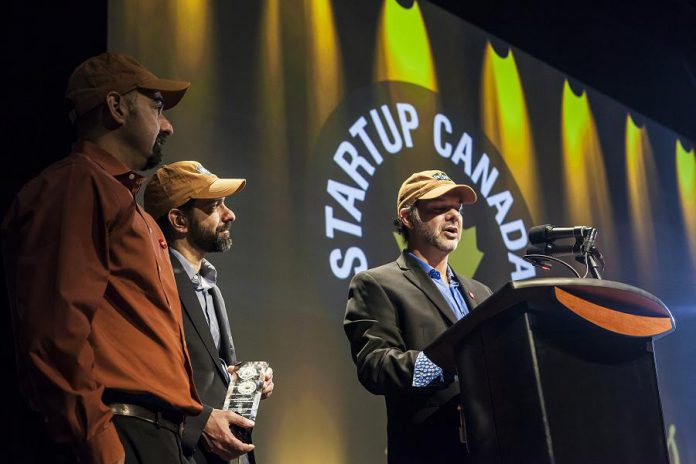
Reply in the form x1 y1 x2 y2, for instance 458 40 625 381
144 161 246 219
397 170 477 217
65 52 190 120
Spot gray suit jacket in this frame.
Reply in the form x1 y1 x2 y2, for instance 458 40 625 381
171 253 253 464
344 251 492 463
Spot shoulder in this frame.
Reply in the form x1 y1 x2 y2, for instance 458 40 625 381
6 153 119 228
351 259 401 284
19 152 118 207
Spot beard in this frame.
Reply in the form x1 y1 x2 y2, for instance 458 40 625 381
143 133 167 170
190 220 233 253
411 212 460 254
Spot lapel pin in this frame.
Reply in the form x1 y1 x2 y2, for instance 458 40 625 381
468 290 475 300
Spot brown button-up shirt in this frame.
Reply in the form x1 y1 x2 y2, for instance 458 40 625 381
2 140 202 464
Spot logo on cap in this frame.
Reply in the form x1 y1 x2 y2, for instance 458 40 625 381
432 172 451 181
195 163 213 176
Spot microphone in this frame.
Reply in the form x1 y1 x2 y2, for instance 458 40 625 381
528 224 596 244
526 243 582 257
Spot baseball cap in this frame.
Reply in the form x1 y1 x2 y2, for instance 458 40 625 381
396 170 477 217
144 161 246 219
65 52 190 121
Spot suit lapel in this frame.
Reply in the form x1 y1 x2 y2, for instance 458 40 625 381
209 286 237 365
452 273 479 313
399 252 458 326
171 254 229 380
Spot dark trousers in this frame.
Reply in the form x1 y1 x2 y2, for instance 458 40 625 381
113 415 187 464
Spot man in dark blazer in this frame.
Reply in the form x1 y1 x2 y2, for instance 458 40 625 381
144 161 274 464
344 170 493 464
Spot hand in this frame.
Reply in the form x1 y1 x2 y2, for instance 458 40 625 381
201 409 255 460
260 367 274 399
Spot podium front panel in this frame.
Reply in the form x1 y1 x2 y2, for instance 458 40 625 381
455 305 669 464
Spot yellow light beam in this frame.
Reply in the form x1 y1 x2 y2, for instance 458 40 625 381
255 0 292 241
676 140 696 269
625 114 658 283
560 80 616 258
305 0 344 142
257 0 289 181
481 42 543 221
174 0 210 74
375 0 438 90
257 5 339 461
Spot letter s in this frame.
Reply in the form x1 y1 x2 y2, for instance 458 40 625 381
330 247 368 279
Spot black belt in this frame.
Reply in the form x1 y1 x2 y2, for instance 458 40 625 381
109 402 184 436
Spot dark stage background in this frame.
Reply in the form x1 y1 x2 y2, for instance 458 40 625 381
3 1 696 463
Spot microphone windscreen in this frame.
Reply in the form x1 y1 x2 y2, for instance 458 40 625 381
528 224 552 244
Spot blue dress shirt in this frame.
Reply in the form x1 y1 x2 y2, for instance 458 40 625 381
408 252 470 387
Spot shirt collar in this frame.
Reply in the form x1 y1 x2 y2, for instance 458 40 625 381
407 252 456 283
170 248 218 290
74 139 145 195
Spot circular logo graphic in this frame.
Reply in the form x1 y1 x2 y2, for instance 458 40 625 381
306 81 535 294
237 365 258 381
237 380 257 396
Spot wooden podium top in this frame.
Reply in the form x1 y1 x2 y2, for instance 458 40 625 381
425 278 674 368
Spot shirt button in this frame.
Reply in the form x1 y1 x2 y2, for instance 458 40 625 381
128 173 135 180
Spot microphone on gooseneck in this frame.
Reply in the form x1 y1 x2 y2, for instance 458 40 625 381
528 224 596 245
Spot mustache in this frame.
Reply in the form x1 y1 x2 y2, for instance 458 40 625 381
154 133 167 150
216 223 231 233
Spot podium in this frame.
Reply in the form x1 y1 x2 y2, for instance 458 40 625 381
424 278 674 464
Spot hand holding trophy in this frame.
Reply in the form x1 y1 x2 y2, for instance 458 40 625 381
224 362 271 440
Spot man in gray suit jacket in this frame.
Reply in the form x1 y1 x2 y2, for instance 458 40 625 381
144 161 274 464
344 170 493 464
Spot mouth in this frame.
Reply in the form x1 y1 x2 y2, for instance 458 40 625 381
442 225 459 239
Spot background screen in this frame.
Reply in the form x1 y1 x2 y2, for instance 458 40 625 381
109 1 696 462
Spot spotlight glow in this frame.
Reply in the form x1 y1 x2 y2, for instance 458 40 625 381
305 0 344 139
560 80 616 257
625 114 658 282
375 0 437 90
676 140 696 268
481 42 542 221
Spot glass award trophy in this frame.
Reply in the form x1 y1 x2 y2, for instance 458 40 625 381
223 361 269 422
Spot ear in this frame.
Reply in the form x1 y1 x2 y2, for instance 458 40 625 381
104 91 129 125
168 209 189 235
399 207 414 230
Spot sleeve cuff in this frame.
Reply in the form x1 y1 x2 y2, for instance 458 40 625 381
181 404 213 454
412 351 444 387
77 422 125 464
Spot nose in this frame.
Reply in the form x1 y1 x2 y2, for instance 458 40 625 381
221 204 236 222
445 206 459 216
159 113 174 136
444 206 462 221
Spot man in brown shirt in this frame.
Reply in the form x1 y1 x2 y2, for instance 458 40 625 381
2 53 203 464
